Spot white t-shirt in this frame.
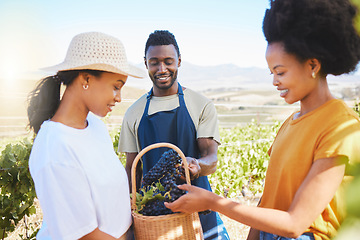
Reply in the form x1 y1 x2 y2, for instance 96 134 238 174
29 113 131 240
118 87 220 153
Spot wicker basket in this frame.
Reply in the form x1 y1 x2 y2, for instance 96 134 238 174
131 142 204 240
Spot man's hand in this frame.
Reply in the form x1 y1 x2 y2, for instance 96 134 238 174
185 157 201 180
185 138 219 178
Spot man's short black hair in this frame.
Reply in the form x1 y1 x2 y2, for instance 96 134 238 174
144 30 180 57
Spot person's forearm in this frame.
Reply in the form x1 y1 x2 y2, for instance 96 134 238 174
125 158 133 191
210 196 304 238
196 138 219 176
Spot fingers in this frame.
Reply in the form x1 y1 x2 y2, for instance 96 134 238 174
164 201 174 209
177 184 190 191
164 197 188 213
165 185 212 213
164 185 193 213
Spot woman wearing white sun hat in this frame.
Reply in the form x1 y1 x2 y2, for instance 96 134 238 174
28 32 145 240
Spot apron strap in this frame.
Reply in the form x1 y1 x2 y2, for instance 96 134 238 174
144 83 184 116
177 83 185 107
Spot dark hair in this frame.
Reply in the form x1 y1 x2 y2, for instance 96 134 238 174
263 0 360 76
144 30 180 57
27 70 103 134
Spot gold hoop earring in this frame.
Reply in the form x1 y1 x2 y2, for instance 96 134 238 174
312 72 316 79
83 85 89 90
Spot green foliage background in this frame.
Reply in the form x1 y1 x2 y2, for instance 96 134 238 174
210 120 280 198
0 139 37 239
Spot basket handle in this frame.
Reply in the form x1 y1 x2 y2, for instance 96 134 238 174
131 142 191 209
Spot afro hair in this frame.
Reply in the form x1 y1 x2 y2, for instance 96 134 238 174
263 0 360 76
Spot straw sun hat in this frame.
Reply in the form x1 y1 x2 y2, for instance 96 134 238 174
42 32 145 78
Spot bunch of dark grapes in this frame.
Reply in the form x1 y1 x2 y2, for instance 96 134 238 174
142 149 184 187
138 149 187 216
139 199 173 216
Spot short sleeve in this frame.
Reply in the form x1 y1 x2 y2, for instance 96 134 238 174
34 163 97 240
197 101 221 144
315 117 360 165
118 113 138 153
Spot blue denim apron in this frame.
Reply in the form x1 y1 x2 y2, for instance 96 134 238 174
137 83 228 239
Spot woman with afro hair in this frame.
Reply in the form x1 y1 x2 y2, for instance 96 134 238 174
165 0 360 239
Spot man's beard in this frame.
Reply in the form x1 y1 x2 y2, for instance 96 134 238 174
152 71 178 90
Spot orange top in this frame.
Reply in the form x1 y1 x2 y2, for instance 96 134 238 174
259 99 360 240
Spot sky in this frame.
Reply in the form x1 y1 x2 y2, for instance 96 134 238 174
0 0 271 87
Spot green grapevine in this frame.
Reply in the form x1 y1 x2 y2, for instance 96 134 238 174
209 120 280 198
0 138 37 239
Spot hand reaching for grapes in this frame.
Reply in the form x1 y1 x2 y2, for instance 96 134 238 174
164 184 218 214
185 157 201 180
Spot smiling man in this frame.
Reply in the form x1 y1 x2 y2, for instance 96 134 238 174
118 30 229 240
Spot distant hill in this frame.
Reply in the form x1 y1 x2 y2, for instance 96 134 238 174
127 61 360 92
127 61 273 91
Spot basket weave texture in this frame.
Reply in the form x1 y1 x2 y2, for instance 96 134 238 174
131 142 204 240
